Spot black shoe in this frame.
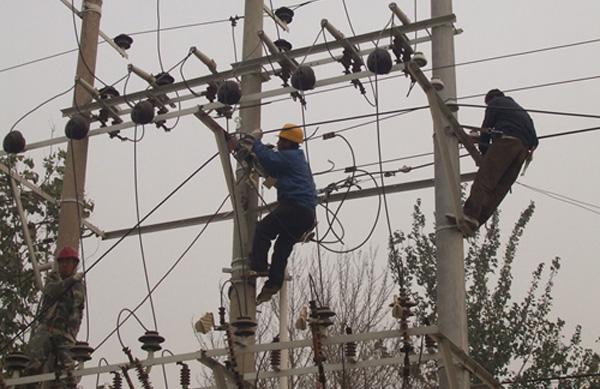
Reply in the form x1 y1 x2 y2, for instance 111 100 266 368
256 285 280 305
462 215 479 237
249 261 268 274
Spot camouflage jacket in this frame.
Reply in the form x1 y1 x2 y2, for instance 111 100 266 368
39 272 85 340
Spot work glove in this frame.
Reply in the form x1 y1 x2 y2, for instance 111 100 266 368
227 136 239 153
250 128 263 140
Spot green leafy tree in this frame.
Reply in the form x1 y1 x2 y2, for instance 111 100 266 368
389 199 600 388
0 151 93 361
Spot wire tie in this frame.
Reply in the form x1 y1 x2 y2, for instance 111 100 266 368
82 2 102 15
60 198 86 207
435 224 459 233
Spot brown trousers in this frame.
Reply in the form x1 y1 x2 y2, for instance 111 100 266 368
463 137 529 226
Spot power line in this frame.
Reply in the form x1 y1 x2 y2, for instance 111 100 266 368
70 0 109 87
0 0 322 75
7 84 75 135
94 194 231 352
539 125 600 139
0 152 219 355
133 125 160 330
516 182 600 216
458 74 600 102
457 103 600 120
439 36 600 71
257 85 600 138
264 68 600 115
156 0 166 72
503 371 600 385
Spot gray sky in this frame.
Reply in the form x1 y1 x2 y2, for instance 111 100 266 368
1 0 599 386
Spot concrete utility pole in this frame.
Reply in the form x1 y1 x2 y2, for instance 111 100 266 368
230 0 263 376
56 0 103 254
431 0 470 388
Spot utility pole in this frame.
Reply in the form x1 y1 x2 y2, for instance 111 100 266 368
230 0 263 376
56 0 103 254
431 0 469 388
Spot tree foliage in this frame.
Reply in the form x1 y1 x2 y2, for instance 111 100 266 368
389 199 600 388
0 151 93 360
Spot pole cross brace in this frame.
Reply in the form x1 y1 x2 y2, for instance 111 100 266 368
430 332 504 389
257 30 299 74
9 177 44 290
320 19 364 68
59 0 128 59
198 352 252 389
404 61 482 232
405 61 482 166
263 2 290 32
75 77 123 125
0 162 104 238
194 110 250 254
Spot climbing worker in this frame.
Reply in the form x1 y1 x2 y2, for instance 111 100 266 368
462 89 538 235
243 123 317 305
24 246 85 387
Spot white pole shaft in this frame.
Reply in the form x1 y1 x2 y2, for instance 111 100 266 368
430 0 469 388
279 278 289 389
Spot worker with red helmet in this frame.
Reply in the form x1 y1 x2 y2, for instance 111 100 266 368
24 246 85 387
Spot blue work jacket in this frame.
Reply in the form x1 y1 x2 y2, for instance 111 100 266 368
253 140 317 210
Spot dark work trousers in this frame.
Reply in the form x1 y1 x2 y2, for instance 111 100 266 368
250 201 315 289
463 137 529 226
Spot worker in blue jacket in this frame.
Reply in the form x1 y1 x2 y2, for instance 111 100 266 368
462 89 538 235
248 123 317 305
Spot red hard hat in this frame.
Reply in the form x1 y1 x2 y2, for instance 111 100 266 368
57 246 80 262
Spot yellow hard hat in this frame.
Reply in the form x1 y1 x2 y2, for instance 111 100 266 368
278 123 304 144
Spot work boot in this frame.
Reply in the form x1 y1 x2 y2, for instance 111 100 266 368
256 285 280 306
445 213 478 238
462 215 479 237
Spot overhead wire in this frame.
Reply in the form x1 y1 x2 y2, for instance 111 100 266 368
317 133 357 245
7 85 75 135
14 23 593 141
317 169 382 254
516 182 600 216
70 0 108 87
327 151 434 175
133 125 160 330
156 0 166 72
0 0 325 75
457 103 600 120
0 152 219 355
538 124 600 140
502 372 600 385
299 100 326 298
156 53 191 132
252 75 600 141
115 308 150 349
373 74 393 236
94 193 231 351
4 9 600 77
231 17 239 63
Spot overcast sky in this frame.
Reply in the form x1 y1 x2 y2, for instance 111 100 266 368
1 0 599 386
